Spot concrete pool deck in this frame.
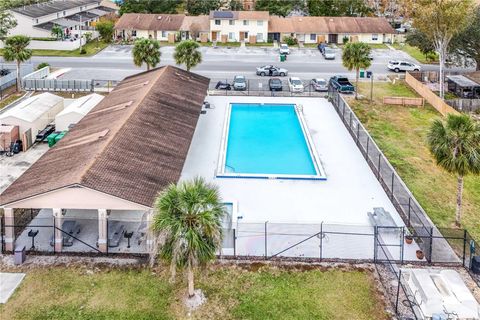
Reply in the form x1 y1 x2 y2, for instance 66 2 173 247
180 96 423 260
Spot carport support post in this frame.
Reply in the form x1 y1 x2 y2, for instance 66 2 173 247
4 208 15 252
146 209 154 253
53 208 63 252
98 209 108 253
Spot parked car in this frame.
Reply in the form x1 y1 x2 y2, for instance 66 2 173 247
323 47 335 60
329 76 355 94
233 75 247 91
256 65 288 77
279 43 290 55
215 81 232 90
35 124 55 142
0 69 11 77
288 77 304 93
268 78 283 91
311 78 328 91
387 60 421 72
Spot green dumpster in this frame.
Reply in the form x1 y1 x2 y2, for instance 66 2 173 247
280 54 286 62
47 132 59 147
54 131 67 143
359 69 365 78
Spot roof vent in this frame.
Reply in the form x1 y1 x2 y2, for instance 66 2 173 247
89 100 133 115
114 81 150 93
157 16 162 20
329 18 334 22
56 129 109 150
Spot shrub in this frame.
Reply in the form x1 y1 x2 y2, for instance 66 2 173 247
80 48 87 54
343 36 349 44
36 62 50 70
282 36 297 46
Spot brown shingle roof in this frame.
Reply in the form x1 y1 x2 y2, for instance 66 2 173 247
209 10 269 20
268 16 395 34
115 13 185 31
0 66 209 207
180 15 210 32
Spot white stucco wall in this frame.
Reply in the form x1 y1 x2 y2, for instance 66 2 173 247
210 18 268 42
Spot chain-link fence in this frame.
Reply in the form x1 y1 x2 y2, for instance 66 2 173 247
208 78 331 97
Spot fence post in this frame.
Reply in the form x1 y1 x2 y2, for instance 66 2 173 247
395 270 402 314
463 229 467 267
428 226 434 263
400 227 405 264
264 221 268 259
233 228 236 257
407 198 411 227
373 226 378 263
53 216 56 254
106 218 109 255
319 222 323 260
356 124 360 145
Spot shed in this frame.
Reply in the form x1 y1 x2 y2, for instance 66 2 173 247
0 125 19 152
55 93 104 131
447 75 480 99
0 93 63 148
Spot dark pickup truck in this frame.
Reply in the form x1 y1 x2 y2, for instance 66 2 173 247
329 76 355 94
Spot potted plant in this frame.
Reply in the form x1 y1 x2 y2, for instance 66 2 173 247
405 234 413 244
416 250 424 260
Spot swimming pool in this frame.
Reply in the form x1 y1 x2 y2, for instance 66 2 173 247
217 103 326 180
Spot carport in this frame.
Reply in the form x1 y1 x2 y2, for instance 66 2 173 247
447 75 480 99
0 66 209 255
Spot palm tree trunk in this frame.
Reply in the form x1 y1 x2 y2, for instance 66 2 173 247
187 264 195 297
455 175 464 227
16 60 21 92
355 67 359 100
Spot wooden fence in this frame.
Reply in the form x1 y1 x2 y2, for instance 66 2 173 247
405 72 459 116
383 96 425 107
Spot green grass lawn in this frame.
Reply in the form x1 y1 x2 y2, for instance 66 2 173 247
0 266 387 320
349 82 480 239
0 41 109 57
392 43 439 64
0 92 23 110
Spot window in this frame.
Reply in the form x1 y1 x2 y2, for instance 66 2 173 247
243 20 248 26
57 12 60 18
372 33 378 41
132 30 137 37
310 34 316 41
63 11 66 16
228 32 234 40
256 33 263 41
257 20 263 26
162 31 167 37
215 19 221 25
229 20 234 26
35 19 38 24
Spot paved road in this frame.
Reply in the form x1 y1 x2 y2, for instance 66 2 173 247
2 45 475 81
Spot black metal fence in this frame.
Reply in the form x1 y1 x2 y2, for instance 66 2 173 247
208 78 331 97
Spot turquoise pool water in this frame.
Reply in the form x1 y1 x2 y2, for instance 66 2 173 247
224 103 318 177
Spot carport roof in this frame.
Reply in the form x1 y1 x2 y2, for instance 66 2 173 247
0 66 209 207
11 0 97 18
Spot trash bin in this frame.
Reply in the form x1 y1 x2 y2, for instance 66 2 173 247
47 132 59 147
471 256 480 274
14 246 26 265
366 71 372 78
280 54 286 62
359 69 365 78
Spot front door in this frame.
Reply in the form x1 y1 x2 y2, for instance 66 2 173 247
240 32 248 41
212 31 218 41
328 34 338 44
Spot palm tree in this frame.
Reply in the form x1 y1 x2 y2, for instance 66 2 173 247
427 114 480 227
3 35 32 92
341 42 371 99
173 40 202 72
132 38 161 71
153 177 225 298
